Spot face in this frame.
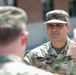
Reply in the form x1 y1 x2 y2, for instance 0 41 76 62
47 23 70 41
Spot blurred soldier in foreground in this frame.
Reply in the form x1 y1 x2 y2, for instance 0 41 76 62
0 6 54 75
23 10 76 75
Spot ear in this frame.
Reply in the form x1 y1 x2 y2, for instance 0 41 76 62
21 31 28 46
67 23 70 31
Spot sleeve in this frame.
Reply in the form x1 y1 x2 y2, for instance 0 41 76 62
23 50 33 65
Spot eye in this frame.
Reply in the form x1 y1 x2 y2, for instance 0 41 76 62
47 24 53 28
57 23 64 28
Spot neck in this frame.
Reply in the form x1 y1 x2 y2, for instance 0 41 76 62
0 37 24 58
51 37 67 48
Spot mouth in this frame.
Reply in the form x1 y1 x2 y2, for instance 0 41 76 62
51 33 60 38
51 33 59 36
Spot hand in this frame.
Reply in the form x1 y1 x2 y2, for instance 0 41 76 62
70 43 76 59
73 28 76 42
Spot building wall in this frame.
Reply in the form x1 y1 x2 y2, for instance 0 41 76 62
16 0 43 23
16 0 70 24
53 0 69 12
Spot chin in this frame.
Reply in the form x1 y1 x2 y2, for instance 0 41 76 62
51 38 60 41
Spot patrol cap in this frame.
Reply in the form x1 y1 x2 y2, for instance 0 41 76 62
44 10 69 24
0 6 27 25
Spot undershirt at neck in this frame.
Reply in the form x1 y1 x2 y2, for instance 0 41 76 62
51 41 67 54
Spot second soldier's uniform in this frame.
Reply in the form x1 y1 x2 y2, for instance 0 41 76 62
23 38 76 75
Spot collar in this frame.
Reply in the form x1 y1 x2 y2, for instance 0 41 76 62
48 37 73 56
0 54 23 63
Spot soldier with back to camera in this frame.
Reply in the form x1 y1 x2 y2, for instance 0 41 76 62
0 6 54 75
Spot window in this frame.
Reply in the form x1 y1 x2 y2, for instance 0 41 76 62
69 0 76 17
41 0 53 21
0 0 16 6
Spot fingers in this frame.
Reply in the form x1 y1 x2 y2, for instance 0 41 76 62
73 28 76 42
70 43 76 59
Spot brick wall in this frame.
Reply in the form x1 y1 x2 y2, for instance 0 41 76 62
53 0 69 13
16 0 43 23
16 0 69 23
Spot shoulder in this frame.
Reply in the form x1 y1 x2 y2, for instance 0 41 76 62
31 41 50 53
0 62 53 75
24 41 50 57
23 50 32 64
68 37 76 44
23 50 31 57
67 37 76 47
23 41 50 64
24 41 50 56
0 62 28 74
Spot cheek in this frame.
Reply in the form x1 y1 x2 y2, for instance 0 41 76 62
47 28 51 34
47 29 52 38
60 28 68 35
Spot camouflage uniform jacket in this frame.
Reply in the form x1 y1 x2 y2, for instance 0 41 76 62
23 38 76 75
0 54 53 75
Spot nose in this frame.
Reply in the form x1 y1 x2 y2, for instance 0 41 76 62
52 27 57 32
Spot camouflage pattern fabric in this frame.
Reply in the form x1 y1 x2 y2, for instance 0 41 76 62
70 63 76 75
0 6 27 24
23 38 76 75
0 54 53 75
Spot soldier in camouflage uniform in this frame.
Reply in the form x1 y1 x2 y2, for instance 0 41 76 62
0 6 54 75
23 10 76 75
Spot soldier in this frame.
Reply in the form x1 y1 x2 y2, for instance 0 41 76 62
0 6 54 75
23 10 76 75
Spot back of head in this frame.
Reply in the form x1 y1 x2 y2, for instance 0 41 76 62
0 6 27 45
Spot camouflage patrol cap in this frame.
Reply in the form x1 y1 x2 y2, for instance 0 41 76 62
0 6 27 25
44 10 69 24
